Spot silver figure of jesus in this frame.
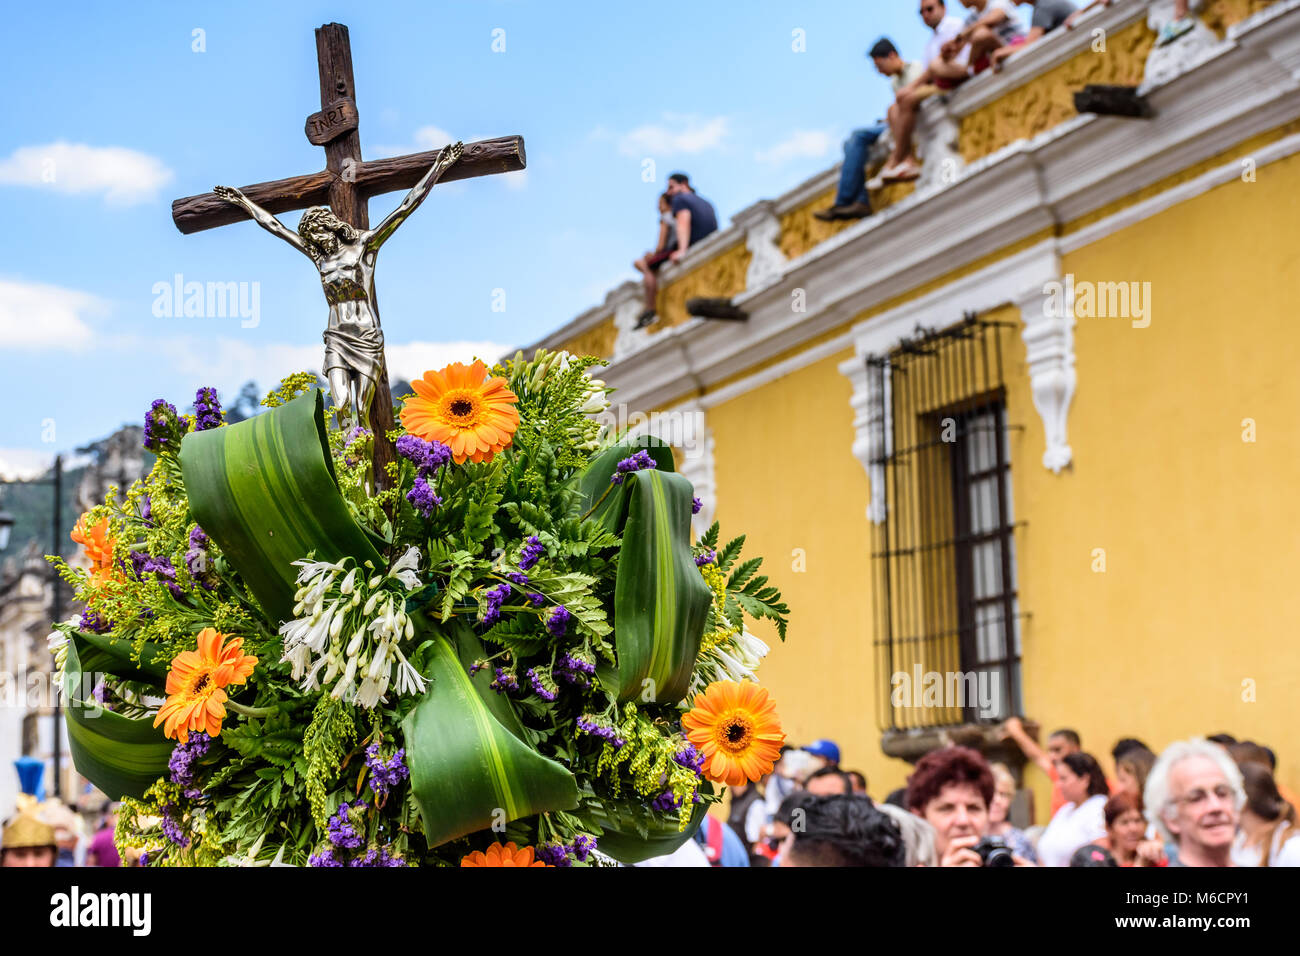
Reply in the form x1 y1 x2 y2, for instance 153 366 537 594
212 141 465 429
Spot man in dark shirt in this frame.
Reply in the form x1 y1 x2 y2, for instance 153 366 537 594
666 173 718 258
636 173 719 327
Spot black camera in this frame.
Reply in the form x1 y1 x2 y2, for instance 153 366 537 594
972 836 1015 867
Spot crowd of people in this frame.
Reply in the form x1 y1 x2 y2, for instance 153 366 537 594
677 725 1298 868
632 1 1207 309
805 0 1203 222
0 800 128 868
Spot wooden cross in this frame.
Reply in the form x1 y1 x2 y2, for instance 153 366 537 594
171 22 525 483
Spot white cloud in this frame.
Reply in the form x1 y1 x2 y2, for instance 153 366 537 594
146 335 513 395
0 141 173 205
0 447 57 481
754 130 836 165
371 125 455 159
0 278 106 349
617 114 729 158
502 169 527 190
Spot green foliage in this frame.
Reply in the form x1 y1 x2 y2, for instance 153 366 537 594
302 696 357 829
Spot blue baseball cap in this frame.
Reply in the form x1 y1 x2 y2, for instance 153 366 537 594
804 739 841 764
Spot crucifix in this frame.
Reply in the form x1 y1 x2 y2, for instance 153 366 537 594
171 22 525 484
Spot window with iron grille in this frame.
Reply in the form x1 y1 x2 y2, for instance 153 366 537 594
867 317 1024 731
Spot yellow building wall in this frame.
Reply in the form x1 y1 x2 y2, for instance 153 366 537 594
707 351 917 796
700 149 1300 810
1013 149 1300 809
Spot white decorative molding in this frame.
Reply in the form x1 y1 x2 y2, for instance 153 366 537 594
841 356 889 524
732 199 787 292
611 282 649 360
915 96 964 193
1016 282 1075 473
1142 0 1220 91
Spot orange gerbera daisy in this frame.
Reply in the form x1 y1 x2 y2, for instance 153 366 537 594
459 842 551 867
681 680 785 788
70 513 117 582
400 360 519 465
153 628 258 743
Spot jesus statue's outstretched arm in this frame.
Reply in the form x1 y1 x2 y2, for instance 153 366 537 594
212 185 312 258
365 141 465 252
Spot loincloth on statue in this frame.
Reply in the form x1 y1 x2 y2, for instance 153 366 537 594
323 319 385 379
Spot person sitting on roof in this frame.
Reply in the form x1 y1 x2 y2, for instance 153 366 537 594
991 0 1078 71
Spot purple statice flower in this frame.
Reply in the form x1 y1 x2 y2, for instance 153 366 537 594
345 426 371 449
528 592 545 608
526 667 557 702
326 802 364 850
364 743 409 799
139 851 149 867
535 843 572 867
397 434 452 518
672 741 705 775
559 651 595 676
651 791 680 813
481 583 512 626
406 474 442 518
396 434 451 472
505 571 529 586
517 535 545 571
610 450 656 484
168 731 212 800
308 848 344 867
143 399 190 454
349 847 405 867
571 835 598 862
490 667 518 693
469 660 487 675
194 386 223 431
546 605 572 639
90 680 108 704
131 551 187 599
161 805 189 848
78 609 110 633
576 715 625 748
140 495 153 526
184 527 215 588
692 496 703 515
694 549 716 567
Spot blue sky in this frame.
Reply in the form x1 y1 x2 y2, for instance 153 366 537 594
0 0 936 477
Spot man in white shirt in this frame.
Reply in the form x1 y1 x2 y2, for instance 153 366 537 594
815 38 924 222
878 0 965 183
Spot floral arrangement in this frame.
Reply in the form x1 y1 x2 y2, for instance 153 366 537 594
49 350 789 867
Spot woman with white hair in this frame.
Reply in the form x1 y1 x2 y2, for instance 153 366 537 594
1144 737 1245 867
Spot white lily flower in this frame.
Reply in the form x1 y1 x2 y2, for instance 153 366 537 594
339 567 358 595
331 656 358 700
394 650 427 697
356 676 382 710
346 628 365 658
388 546 423 591
281 642 311 680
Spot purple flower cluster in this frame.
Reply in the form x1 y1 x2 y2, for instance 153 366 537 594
348 847 405 867
168 731 211 800
528 592 546 608
692 496 703 515
505 571 529 585
140 495 153 526
517 535 545 571
546 605 572 638
490 667 518 693
79 609 110 633
535 835 599 867
611 450 656 484
130 550 187 599
194 386 223 431
694 549 716 567
651 791 680 813
526 667 557 702
184 527 216 589
672 741 706 775
397 434 452 518
535 842 572 867
481 582 512 626
326 802 364 850
555 650 595 688
161 805 189 847
576 714 625 748
143 399 190 454
364 743 410 799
